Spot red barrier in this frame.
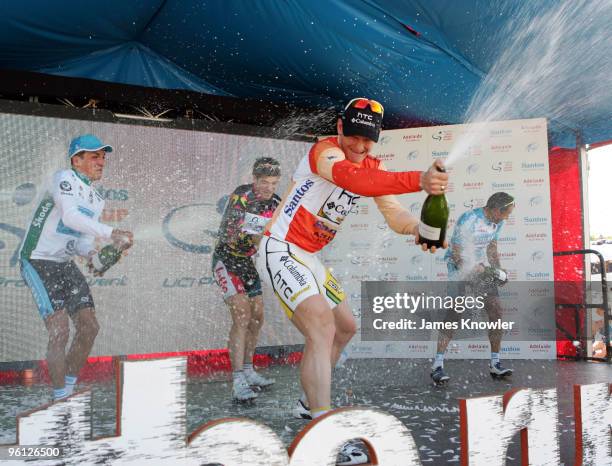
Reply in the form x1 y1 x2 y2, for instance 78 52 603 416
549 147 584 357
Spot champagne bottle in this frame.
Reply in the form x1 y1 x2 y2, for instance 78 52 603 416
90 244 122 275
418 166 449 249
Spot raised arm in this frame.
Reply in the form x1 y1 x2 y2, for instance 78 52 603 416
312 141 421 197
372 162 419 235
313 140 448 197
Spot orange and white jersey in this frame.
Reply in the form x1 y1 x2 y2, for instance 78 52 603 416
267 137 381 253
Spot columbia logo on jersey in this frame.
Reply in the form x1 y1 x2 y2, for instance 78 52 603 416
284 180 314 217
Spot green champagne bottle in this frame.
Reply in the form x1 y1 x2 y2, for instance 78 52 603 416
90 244 122 275
418 167 449 249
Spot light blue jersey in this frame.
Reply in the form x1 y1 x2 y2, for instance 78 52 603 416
445 208 503 278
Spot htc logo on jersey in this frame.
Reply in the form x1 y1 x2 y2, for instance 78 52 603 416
284 179 314 217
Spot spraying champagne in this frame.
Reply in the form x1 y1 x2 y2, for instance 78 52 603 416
418 165 449 249
88 229 133 276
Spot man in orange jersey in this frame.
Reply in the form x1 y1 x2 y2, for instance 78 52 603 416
255 97 448 431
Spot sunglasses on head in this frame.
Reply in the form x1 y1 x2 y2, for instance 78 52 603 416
499 200 515 213
344 98 384 116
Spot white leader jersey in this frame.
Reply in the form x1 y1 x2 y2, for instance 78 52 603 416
19 169 113 263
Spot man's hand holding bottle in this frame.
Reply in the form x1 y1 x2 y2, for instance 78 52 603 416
473 263 508 286
419 160 448 195
88 229 134 276
111 229 134 251
414 160 449 253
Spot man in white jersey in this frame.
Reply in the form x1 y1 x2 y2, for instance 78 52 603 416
20 134 133 401
256 97 447 434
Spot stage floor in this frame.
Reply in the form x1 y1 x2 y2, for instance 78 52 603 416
1 359 610 464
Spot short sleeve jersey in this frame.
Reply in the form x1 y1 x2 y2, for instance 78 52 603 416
444 207 504 268
215 184 281 257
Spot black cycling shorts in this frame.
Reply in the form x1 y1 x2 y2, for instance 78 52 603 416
20 259 94 319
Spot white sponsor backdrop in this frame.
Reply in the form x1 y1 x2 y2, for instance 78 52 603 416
321 118 556 359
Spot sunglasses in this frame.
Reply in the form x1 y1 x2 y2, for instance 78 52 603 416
498 200 515 214
344 98 384 116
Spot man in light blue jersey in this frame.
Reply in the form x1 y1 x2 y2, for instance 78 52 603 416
20 134 133 400
431 192 515 385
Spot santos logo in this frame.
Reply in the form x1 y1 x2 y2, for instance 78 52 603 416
523 216 548 225
526 271 551 280
522 162 545 170
405 273 427 281
490 128 512 137
491 181 515 190
407 150 419 160
526 143 539 152
501 346 521 353
531 251 545 262
284 180 314 217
